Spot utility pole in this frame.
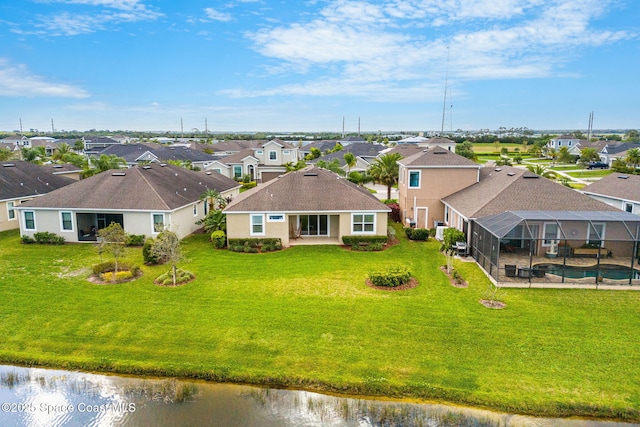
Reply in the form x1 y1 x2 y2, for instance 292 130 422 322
19 118 23 135
342 116 345 138
587 111 594 142
180 117 184 139
358 117 361 135
51 118 55 134
205 118 208 136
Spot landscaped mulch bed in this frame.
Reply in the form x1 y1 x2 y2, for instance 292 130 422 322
439 266 468 288
365 277 418 291
87 270 142 285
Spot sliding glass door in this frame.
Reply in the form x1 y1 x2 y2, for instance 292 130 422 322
299 215 329 236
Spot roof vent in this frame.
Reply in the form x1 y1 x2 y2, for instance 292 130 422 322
112 172 126 176
160 163 167 167
304 173 318 177
52 165 63 169
523 173 539 179
2 163 15 167
142 165 151 170
618 175 629 179
494 168 502 172
206 172 211 175
433 150 447 154
507 172 515 176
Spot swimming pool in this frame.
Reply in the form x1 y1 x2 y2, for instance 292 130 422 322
534 263 640 280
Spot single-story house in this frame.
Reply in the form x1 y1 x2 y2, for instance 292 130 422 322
581 173 640 215
224 166 390 246
17 164 241 241
0 161 75 232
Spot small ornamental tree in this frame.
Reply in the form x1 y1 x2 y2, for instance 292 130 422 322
96 222 127 282
150 230 183 286
440 227 466 274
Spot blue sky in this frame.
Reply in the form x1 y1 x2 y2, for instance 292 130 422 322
0 0 638 133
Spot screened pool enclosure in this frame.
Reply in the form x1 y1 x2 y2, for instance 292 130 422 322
471 211 640 287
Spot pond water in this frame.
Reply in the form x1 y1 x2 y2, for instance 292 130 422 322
0 365 637 427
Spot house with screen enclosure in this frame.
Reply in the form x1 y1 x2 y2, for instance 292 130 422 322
440 166 640 288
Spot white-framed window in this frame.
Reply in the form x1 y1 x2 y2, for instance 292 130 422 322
193 204 198 217
250 214 265 235
7 201 16 220
269 150 277 161
408 170 420 188
352 213 375 234
233 165 242 179
152 213 165 233
283 150 290 155
256 150 263 155
542 222 559 246
60 211 73 231
587 222 605 247
267 213 285 222
23 211 36 230
625 203 633 213
444 206 449 224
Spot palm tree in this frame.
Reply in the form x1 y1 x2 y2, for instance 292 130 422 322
82 154 126 178
368 153 402 200
52 142 72 162
526 164 554 179
343 152 356 174
200 189 226 212
625 147 640 170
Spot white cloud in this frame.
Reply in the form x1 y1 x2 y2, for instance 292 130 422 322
204 8 233 22
15 0 162 36
242 0 635 101
0 58 90 98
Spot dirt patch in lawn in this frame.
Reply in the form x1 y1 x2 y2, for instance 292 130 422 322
365 277 419 291
480 299 506 309
439 266 468 288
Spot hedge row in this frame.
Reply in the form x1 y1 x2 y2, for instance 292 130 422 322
21 232 65 245
342 235 388 251
228 238 282 253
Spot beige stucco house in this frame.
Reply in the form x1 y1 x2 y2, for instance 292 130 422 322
0 161 75 233
16 164 240 241
397 147 481 229
224 166 390 246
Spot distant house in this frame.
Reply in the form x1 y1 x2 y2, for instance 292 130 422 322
0 161 75 233
397 147 481 229
98 143 218 169
204 139 299 183
16 164 241 242
581 173 640 215
224 166 390 246
83 136 122 154
310 142 386 173
599 142 640 166
546 134 584 156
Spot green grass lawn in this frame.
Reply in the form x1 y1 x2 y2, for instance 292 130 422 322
0 227 639 421
565 169 614 178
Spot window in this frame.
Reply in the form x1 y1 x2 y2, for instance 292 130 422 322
626 203 633 213
283 150 290 155
269 151 277 161
152 213 165 233
352 213 375 234
267 214 285 222
543 222 559 246
60 212 73 231
23 211 36 230
408 171 420 188
7 201 15 220
233 165 243 179
298 215 328 236
444 206 449 224
587 223 605 247
251 214 265 235
256 150 263 155
193 204 198 217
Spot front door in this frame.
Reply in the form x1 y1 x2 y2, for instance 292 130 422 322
416 207 428 229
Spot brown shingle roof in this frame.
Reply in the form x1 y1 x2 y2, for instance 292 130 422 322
0 161 75 201
398 146 480 168
582 173 640 203
224 166 390 213
443 166 618 218
20 164 240 211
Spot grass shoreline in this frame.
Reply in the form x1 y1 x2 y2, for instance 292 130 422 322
1 227 639 422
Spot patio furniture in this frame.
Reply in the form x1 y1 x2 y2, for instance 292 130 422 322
505 264 517 278
455 241 468 257
518 266 532 278
532 266 547 278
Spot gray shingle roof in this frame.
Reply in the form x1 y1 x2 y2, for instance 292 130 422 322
398 146 480 168
0 161 75 201
442 166 618 218
224 166 390 213
20 164 240 211
582 173 640 203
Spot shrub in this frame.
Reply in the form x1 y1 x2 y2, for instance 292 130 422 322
20 235 36 244
241 181 257 190
385 202 401 223
404 227 414 239
100 271 133 282
342 236 387 246
243 246 259 253
410 228 430 241
353 242 384 251
142 238 158 264
155 268 195 286
92 261 139 276
210 230 226 249
226 238 283 253
33 232 65 245
368 266 411 287
125 234 146 246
